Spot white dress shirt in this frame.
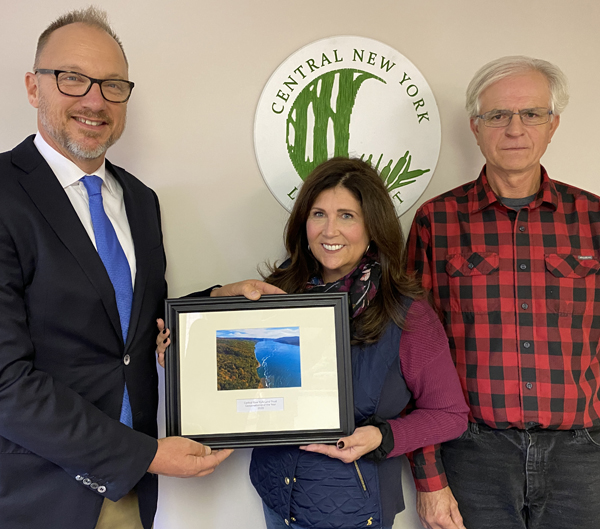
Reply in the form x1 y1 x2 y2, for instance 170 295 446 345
34 133 137 285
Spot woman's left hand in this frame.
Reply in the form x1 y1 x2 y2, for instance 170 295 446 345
299 425 383 463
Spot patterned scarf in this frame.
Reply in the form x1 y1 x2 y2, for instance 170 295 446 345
304 250 381 319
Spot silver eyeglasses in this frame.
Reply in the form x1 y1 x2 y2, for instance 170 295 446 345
476 107 553 128
35 69 134 103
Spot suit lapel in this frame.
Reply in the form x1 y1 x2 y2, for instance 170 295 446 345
13 137 124 341
108 161 151 351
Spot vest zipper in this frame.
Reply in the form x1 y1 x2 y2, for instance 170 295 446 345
354 461 367 492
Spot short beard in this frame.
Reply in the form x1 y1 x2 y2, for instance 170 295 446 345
38 95 124 161
65 134 113 160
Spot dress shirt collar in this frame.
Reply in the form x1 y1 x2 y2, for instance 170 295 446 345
470 165 558 214
34 132 109 188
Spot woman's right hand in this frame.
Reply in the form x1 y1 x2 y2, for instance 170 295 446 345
156 318 170 368
299 425 383 463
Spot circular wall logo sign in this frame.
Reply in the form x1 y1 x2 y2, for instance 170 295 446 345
254 36 441 216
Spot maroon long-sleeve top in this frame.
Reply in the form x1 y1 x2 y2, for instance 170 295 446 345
386 299 469 459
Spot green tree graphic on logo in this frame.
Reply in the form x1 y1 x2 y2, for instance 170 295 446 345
286 68 430 196
361 152 430 200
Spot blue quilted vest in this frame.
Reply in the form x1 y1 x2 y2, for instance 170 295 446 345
250 300 413 529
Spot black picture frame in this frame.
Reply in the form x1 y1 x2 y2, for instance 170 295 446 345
165 293 354 449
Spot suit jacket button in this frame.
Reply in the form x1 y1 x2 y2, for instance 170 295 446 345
98 486 107 494
75 475 84 481
83 478 92 486
90 483 99 490
124 354 131 365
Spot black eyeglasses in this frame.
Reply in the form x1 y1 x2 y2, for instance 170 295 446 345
35 69 134 103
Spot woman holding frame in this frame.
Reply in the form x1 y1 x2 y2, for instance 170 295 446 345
157 157 468 529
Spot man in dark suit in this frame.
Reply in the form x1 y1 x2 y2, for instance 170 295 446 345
0 7 231 529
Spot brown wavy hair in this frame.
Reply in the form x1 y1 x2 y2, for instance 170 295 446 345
263 157 423 344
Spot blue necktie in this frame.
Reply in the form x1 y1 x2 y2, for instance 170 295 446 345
81 175 133 428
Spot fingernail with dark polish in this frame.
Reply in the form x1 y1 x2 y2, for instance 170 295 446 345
337 441 344 449
163 338 168 344
162 329 167 334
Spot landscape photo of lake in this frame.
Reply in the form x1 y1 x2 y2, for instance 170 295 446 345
216 327 302 391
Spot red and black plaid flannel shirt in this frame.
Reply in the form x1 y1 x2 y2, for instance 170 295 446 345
405 166 600 491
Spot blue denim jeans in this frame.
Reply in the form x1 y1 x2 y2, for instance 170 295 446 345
262 502 392 529
441 422 600 529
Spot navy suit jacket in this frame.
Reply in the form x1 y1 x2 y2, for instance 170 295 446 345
0 136 167 528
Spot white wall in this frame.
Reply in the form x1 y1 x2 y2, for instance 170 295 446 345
1 1 599 527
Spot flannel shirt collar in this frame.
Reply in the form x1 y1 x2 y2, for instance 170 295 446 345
469 165 559 214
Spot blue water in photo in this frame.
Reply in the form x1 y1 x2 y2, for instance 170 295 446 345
254 339 301 388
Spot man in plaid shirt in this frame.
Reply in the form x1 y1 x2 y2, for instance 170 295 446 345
407 56 600 529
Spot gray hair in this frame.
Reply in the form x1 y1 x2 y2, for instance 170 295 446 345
34 6 127 68
465 56 569 118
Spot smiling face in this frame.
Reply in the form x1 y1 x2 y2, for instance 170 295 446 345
25 23 129 173
306 186 370 284
470 70 560 196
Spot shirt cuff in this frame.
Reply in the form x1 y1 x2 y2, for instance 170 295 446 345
407 444 448 492
358 415 394 462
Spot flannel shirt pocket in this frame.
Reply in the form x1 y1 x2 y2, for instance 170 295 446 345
545 254 600 315
446 253 499 277
445 253 500 313
545 254 600 278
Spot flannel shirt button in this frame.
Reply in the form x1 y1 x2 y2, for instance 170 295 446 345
520 263 527 270
468 263 475 269
526 382 533 389
521 303 529 310
523 342 531 348
519 226 526 232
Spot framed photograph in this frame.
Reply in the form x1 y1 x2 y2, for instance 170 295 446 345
164 293 354 449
